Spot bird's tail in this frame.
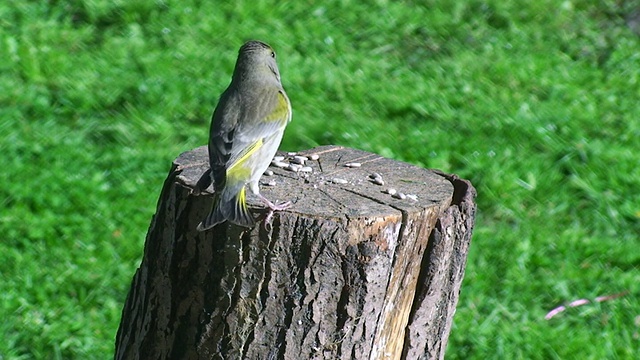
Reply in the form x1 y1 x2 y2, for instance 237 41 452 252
197 187 255 231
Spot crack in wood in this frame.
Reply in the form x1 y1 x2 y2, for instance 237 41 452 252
341 187 409 220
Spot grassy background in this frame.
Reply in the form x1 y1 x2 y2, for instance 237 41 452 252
1 0 639 358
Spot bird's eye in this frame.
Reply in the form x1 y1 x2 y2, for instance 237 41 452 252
270 51 275 58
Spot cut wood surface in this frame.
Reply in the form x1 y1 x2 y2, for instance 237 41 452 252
115 145 476 360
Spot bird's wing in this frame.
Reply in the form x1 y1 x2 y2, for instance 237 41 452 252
208 88 241 188
235 88 291 143
227 88 291 166
208 86 291 188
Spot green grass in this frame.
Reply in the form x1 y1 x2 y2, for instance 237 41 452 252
1 0 639 358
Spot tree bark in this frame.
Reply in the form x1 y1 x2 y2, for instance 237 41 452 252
115 145 476 360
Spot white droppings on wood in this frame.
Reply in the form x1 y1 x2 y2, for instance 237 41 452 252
292 156 308 164
371 178 384 186
344 162 361 168
393 192 407 200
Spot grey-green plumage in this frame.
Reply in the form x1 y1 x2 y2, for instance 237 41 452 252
197 41 292 231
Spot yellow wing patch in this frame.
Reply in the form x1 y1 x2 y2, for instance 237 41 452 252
265 91 291 125
227 138 263 179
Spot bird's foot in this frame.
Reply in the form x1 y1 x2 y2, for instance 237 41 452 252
258 194 291 231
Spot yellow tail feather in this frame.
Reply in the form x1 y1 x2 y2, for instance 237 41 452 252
197 187 254 231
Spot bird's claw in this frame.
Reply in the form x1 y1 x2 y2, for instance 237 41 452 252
264 211 274 231
269 201 291 211
259 196 291 231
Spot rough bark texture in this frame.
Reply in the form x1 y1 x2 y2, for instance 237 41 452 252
403 172 477 360
115 145 476 360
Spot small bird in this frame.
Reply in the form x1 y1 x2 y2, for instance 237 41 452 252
197 40 292 231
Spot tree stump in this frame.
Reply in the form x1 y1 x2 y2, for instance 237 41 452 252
115 145 476 360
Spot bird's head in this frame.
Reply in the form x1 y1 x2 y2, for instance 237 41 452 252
233 40 281 83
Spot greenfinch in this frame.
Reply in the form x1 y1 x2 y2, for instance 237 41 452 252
197 40 292 231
